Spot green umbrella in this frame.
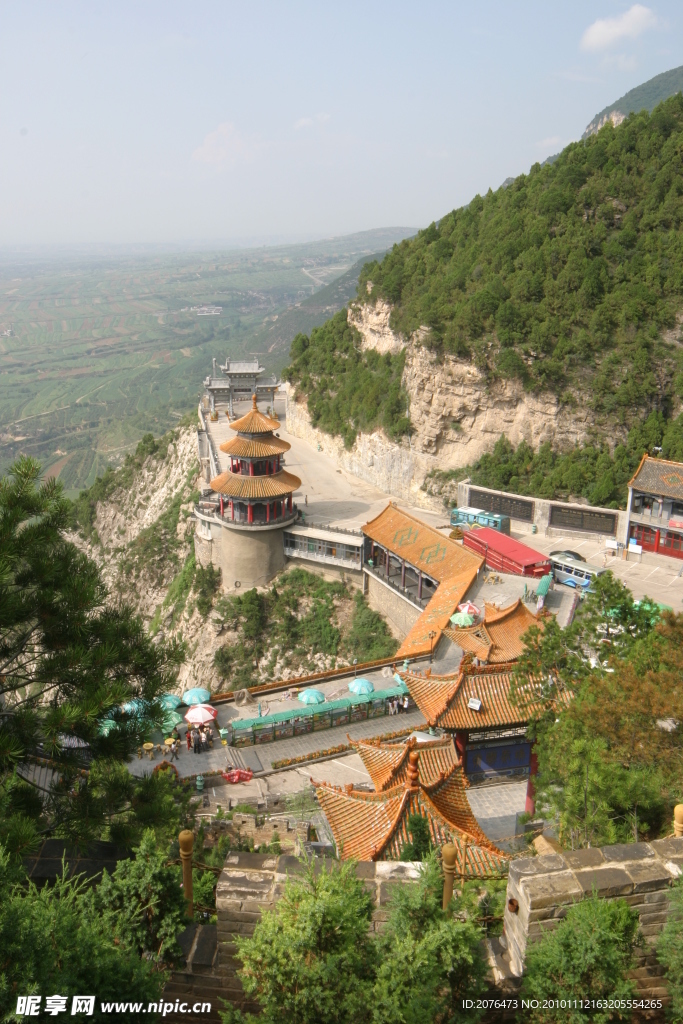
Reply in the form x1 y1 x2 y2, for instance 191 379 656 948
160 694 182 710
298 688 325 705
98 719 118 737
162 711 183 732
450 611 474 627
348 677 374 695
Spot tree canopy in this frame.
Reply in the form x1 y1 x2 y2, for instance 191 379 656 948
358 96 683 423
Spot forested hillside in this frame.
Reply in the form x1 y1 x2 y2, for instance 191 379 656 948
358 95 683 419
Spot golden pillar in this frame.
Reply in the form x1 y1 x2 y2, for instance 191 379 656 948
674 805 683 838
179 829 194 918
442 843 457 911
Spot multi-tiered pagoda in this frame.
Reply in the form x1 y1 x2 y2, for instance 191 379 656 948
198 396 301 591
210 395 301 525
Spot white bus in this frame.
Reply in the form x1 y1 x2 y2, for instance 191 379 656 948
549 553 605 589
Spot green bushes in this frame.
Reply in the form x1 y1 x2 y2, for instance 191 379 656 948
283 310 411 448
428 410 683 509
520 895 639 1021
220 853 488 1024
212 570 397 687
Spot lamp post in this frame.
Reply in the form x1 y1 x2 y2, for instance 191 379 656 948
353 658 358 678
442 843 456 910
428 630 437 663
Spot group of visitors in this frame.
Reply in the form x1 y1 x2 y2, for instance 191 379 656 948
388 695 410 715
188 725 213 753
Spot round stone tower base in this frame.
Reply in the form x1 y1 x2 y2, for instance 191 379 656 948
219 520 287 592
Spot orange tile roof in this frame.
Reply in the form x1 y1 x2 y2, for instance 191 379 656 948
229 394 281 435
314 750 508 875
363 504 482 583
444 599 541 665
209 468 301 499
351 735 459 791
401 658 564 731
396 568 481 659
219 434 291 458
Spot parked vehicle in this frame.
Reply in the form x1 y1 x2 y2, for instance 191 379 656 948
550 554 604 588
549 549 586 563
450 507 511 534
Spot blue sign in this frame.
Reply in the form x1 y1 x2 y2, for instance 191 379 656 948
466 743 531 776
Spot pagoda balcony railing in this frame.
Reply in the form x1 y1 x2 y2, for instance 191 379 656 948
194 503 299 528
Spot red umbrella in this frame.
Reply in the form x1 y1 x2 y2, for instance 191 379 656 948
184 704 218 725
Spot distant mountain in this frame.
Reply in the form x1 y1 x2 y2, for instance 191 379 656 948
584 65 683 137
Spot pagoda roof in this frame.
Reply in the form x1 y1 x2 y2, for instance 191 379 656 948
628 454 683 501
219 434 290 458
401 658 568 732
395 568 481 660
350 734 459 791
444 599 540 664
314 749 508 874
363 504 482 583
229 394 281 435
209 468 301 500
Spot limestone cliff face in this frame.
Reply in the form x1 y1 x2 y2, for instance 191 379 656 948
286 304 595 503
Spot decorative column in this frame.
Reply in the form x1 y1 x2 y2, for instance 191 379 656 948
386 550 390 576
454 731 467 765
248 504 253 524
442 844 456 910
230 500 234 521
418 571 423 601
249 462 254 476
219 496 224 517
179 829 194 918
266 502 270 523
401 560 406 587
288 495 292 512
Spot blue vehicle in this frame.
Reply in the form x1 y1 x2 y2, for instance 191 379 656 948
450 506 511 534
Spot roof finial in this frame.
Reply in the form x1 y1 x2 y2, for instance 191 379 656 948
407 749 419 789
252 393 257 409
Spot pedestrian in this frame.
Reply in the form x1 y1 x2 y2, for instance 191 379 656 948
193 727 201 754
186 728 192 752
403 695 409 713
170 739 179 761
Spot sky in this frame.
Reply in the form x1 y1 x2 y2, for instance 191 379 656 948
1 1 682 247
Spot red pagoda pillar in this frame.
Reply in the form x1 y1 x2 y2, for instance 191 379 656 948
219 496 224 517
249 462 254 476
287 495 292 512
248 503 253 524
266 502 270 523
229 499 234 521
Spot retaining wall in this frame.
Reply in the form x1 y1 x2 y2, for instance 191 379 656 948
504 838 683 1001
364 570 422 640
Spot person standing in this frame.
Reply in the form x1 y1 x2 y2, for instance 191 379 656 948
186 728 192 752
170 738 179 761
193 727 201 754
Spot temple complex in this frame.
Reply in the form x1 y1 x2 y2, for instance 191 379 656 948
196 395 301 591
314 739 508 875
203 357 278 417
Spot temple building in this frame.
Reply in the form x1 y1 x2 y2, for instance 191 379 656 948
626 454 683 560
196 396 301 591
443 599 540 664
203 358 278 418
314 738 508 875
400 654 569 785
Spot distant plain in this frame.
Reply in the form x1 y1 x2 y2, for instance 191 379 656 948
0 228 413 494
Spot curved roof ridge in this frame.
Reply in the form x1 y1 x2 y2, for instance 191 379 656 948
483 598 521 623
229 394 281 435
209 467 302 499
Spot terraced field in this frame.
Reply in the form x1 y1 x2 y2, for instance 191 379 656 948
0 228 412 494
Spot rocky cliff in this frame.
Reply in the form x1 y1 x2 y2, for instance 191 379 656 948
286 301 598 504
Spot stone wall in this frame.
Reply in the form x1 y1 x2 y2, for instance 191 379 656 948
456 480 630 544
503 838 683 1000
215 851 421 1010
364 570 422 639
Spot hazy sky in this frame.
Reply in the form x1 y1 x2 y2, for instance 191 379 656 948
2 1 682 246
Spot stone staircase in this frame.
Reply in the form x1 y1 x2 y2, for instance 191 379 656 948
162 924 222 1022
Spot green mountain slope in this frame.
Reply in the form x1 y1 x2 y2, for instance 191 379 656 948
353 95 683 421
584 65 683 137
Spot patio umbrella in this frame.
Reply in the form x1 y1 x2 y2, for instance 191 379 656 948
160 693 182 710
457 601 480 617
348 677 374 695
98 719 118 737
298 688 325 705
121 698 146 714
182 687 211 706
184 704 218 725
162 711 183 732
450 611 474 627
